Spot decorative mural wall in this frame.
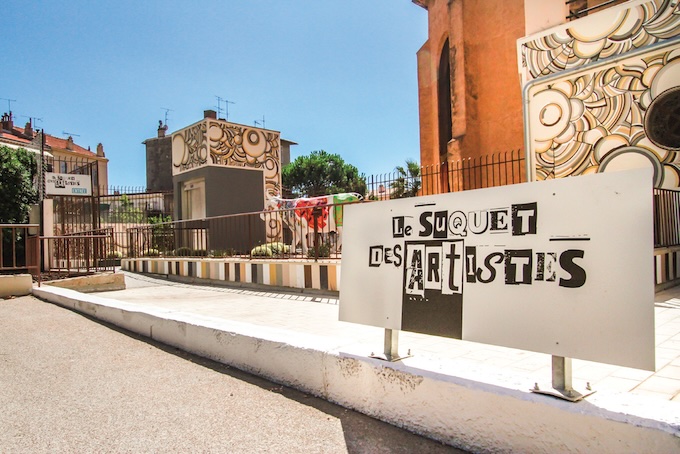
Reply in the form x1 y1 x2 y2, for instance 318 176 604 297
172 119 282 199
518 0 680 188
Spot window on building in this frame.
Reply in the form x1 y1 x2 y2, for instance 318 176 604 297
437 39 453 162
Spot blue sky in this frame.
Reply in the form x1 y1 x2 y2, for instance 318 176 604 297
2 1 428 188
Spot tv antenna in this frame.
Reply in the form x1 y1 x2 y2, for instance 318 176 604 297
216 96 235 121
161 107 173 126
254 115 266 130
62 131 80 137
0 97 16 112
17 114 43 127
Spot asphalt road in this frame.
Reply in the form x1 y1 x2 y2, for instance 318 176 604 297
0 296 466 453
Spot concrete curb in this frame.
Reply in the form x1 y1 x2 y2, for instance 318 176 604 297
0 274 32 297
32 285 680 453
44 272 126 293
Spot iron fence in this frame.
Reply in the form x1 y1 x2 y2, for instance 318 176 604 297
49 186 173 258
42 156 101 197
654 188 680 248
41 227 115 279
98 187 174 257
0 224 40 277
127 200 361 261
366 150 526 201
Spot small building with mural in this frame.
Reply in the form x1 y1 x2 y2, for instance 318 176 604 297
167 110 295 253
169 109 294 220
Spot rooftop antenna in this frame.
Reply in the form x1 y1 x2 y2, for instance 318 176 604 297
62 131 80 137
161 107 173 127
216 95 235 121
17 114 43 127
254 115 266 130
0 97 17 113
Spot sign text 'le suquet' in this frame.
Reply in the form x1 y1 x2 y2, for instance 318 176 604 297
368 202 587 297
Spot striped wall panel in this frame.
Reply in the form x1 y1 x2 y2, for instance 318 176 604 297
122 259 342 293
124 251 675 294
655 248 680 289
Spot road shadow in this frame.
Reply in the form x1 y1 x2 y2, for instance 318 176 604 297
66 307 467 454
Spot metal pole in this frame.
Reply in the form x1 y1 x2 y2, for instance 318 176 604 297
552 355 573 392
384 329 399 361
39 130 45 274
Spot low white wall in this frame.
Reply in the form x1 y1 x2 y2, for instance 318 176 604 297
32 285 680 453
46 273 126 293
0 274 32 297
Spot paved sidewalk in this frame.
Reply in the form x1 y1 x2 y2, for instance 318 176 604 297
0 295 463 453
94 271 680 403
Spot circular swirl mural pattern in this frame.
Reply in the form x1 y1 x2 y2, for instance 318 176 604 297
528 47 680 188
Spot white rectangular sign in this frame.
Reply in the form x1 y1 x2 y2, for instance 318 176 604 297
339 169 655 370
45 172 92 196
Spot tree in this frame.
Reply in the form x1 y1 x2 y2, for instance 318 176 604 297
108 194 144 223
282 150 367 197
391 159 421 198
0 146 38 223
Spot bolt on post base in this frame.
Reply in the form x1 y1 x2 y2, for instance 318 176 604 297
530 356 596 402
369 329 413 362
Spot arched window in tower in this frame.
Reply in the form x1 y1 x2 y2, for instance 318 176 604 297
438 39 453 163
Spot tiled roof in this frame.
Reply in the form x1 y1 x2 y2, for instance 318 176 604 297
0 130 32 144
43 133 94 157
4 126 96 157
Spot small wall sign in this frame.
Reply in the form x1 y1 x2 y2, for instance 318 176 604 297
45 172 92 196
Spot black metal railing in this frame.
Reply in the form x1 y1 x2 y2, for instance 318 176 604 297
98 188 174 257
127 199 362 261
365 149 526 200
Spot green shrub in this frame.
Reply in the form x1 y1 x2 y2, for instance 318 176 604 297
210 249 236 258
251 242 291 257
174 247 207 257
251 245 273 257
307 243 331 258
143 248 160 257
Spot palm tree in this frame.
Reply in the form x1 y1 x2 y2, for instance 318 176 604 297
391 159 421 198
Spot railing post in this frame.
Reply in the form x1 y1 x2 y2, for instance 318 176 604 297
36 234 41 286
313 207 320 262
85 235 90 273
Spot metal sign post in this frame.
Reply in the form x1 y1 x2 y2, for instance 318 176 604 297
531 355 595 402
370 328 412 362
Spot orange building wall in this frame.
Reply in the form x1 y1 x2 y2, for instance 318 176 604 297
416 0 525 168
